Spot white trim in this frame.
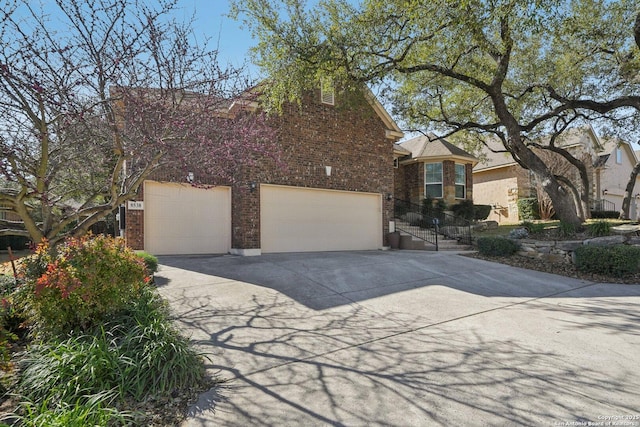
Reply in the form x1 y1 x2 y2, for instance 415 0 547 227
386 129 405 140
454 163 466 199
362 86 403 140
230 248 262 256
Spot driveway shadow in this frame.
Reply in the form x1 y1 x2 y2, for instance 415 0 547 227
157 251 640 311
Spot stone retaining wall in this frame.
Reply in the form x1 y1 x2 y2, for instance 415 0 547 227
516 235 640 264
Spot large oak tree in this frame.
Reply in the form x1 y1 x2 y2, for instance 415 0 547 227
232 0 639 225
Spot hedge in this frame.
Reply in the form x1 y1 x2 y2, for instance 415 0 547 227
574 245 640 277
590 210 619 219
476 237 520 256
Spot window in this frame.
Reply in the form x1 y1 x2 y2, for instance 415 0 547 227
320 80 335 105
616 147 622 164
455 164 466 199
424 162 443 198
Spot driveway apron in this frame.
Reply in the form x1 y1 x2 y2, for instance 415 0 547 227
155 251 640 427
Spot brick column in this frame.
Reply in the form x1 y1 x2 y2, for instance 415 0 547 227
442 160 456 206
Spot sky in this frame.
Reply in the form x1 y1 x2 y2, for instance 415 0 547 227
179 0 259 77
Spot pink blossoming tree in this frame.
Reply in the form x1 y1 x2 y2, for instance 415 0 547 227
0 0 278 245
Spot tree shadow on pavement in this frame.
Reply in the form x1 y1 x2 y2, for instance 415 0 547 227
156 252 640 311
168 292 639 427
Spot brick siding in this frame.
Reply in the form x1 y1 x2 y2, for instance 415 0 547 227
126 88 396 251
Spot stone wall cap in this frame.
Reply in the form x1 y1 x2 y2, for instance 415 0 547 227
583 235 627 246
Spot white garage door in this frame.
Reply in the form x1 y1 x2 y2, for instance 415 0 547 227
261 184 382 253
144 181 231 255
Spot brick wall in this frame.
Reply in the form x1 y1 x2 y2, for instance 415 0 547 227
398 160 474 208
126 88 396 251
233 89 395 248
124 185 145 250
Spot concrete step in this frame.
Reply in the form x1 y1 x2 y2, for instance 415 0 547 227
399 234 435 250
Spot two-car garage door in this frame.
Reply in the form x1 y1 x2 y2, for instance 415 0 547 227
260 184 382 253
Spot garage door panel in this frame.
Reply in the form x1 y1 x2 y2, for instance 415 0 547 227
144 181 231 255
261 185 382 253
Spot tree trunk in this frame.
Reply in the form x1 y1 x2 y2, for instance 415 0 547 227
620 160 640 219
556 175 584 220
491 94 582 227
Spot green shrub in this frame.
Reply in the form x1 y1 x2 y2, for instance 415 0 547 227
19 235 150 336
474 205 492 221
520 220 545 235
1 275 20 373
0 235 30 250
588 220 612 237
574 245 640 277
421 197 446 220
558 221 578 238
476 237 520 256
451 200 474 221
18 287 204 405
517 198 540 220
136 251 159 274
590 210 619 219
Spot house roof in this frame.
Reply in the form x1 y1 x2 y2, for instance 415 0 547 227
398 134 478 165
595 137 640 167
473 126 606 172
472 135 515 172
393 144 411 156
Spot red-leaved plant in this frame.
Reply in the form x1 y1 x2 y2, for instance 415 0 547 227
21 235 150 336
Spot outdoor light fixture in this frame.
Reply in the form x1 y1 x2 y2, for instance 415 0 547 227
249 182 257 192
386 193 393 201
187 172 194 183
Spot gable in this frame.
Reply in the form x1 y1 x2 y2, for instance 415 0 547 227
398 134 478 165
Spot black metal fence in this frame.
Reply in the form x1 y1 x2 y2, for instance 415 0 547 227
393 199 473 249
591 199 615 212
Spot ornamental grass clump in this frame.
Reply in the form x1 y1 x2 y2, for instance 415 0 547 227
15 286 205 424
587 220 612 237
18 234 150 337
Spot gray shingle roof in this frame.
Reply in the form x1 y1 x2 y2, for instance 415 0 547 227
398 134 478 163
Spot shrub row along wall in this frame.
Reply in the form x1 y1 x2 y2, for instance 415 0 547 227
517 235 640 264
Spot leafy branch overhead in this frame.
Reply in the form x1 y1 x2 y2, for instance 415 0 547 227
233 0 640 222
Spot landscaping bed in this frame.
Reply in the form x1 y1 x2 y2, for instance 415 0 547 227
468 220 640 285
466 251 640 284
1 236 214 426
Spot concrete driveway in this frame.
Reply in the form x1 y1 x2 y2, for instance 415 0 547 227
155 250 640 427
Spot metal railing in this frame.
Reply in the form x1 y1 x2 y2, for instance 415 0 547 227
591 199 615 212
393 199 473 250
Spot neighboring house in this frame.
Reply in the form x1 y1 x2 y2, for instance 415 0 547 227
595 138 640 219
472 126 640 223
394 134 478 208
123 86 404 255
